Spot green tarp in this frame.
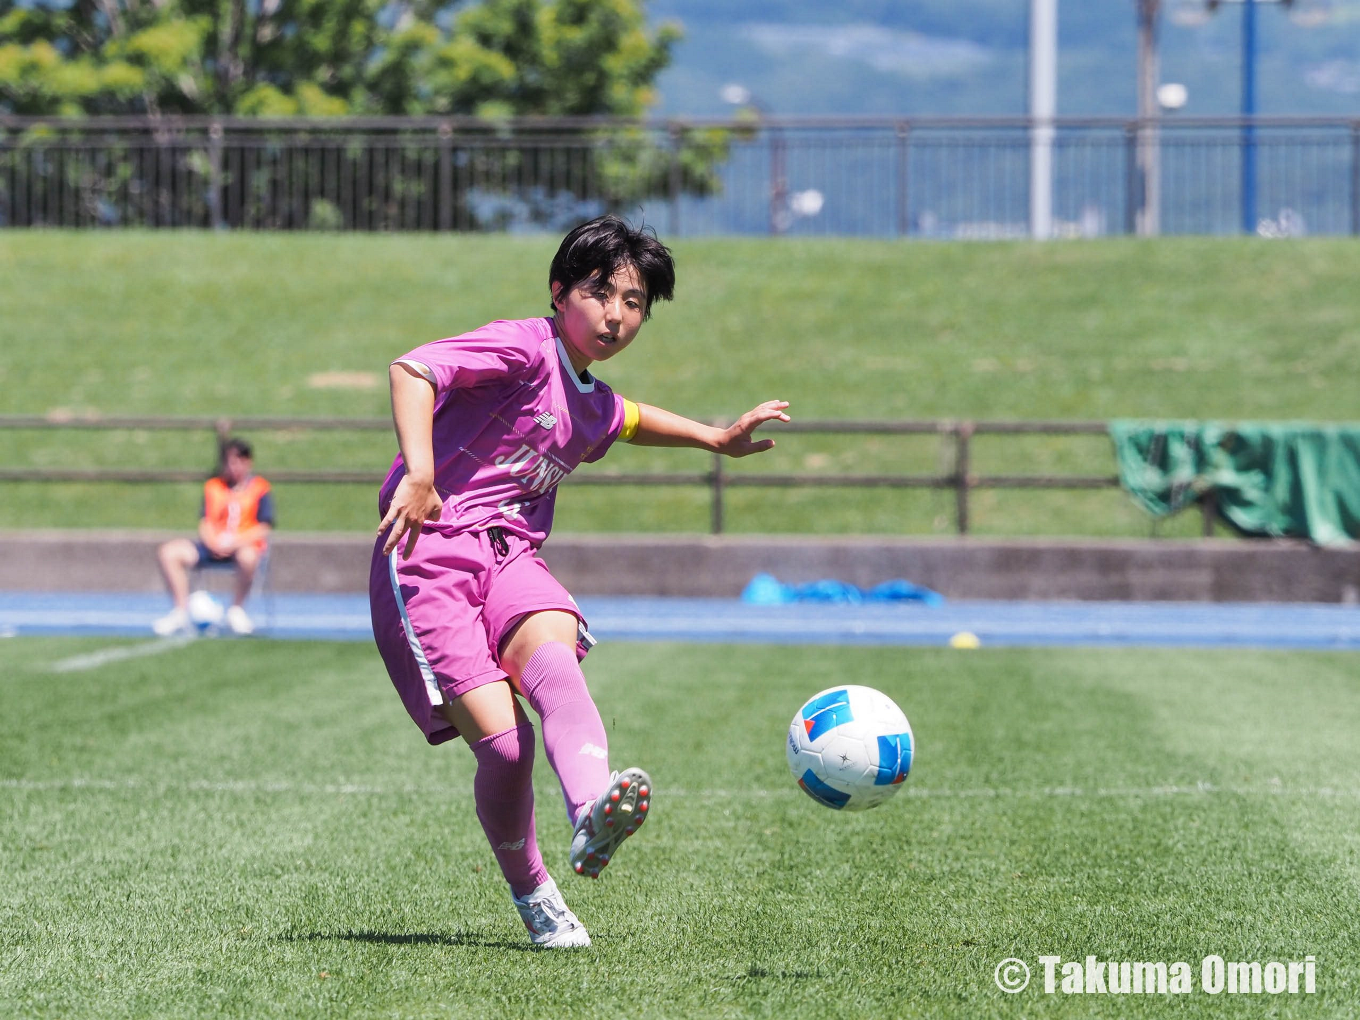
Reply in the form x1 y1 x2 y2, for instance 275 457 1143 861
1110 422 1360 547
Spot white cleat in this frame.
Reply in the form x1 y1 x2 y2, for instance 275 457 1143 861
225 605 255 636
512 877 591 948
152 608 191 637
570 768 652 879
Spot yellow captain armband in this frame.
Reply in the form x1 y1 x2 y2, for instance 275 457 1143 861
620 398 641 442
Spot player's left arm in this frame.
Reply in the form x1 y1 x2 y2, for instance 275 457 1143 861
628 400 790 457
237 490 274 548
238 522 272 547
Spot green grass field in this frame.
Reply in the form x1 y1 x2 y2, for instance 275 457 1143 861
3 232 1359 536
3 636 1357 1018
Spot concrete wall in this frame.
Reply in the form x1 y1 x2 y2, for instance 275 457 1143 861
4 530 1358 603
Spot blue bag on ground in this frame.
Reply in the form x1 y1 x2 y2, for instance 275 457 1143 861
740 572 944 606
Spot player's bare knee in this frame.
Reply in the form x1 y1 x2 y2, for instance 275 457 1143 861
500 611 578 682
437 680 524 745
159 539 194 568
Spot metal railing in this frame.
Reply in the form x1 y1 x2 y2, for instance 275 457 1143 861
2 115 1358 236
0 413 1210 536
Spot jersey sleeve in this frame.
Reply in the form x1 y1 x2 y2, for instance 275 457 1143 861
256 490 275 527
582 391 635 464
394 321 539 394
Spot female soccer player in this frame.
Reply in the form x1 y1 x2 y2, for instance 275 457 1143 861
369 215 789 948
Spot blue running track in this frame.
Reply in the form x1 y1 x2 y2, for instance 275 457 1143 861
2 591 1360 650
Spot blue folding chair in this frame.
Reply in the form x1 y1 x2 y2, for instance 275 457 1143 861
189 545 273 633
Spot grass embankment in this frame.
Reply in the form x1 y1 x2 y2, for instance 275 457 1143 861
2 232 1357 535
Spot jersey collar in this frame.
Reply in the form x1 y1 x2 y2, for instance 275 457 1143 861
553 335 596 393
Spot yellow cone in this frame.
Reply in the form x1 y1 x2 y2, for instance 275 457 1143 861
949 631 981 649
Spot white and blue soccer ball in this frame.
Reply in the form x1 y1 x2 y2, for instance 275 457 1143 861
786 685 914 811
187 590 225 631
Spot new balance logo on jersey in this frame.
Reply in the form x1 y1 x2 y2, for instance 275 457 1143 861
497 838 526 850
579 742 608 759
534 412 557 430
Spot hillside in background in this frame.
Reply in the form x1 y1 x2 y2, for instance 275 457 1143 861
648 0 1360 117
3 233 1358 536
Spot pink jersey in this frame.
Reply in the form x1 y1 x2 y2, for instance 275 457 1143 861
379 316 627 547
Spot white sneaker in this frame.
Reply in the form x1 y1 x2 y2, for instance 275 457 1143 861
511 877 591 948
570 768 652 879
225 605 254 636
152 608 190 637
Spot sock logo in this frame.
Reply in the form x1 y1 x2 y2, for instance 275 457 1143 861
497 838 526 850
579 742 608 759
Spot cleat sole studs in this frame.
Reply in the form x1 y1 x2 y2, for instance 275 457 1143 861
610 791 620 803
605 818 614 827
639 785 649 796
620 778 631 790
604 804 612 815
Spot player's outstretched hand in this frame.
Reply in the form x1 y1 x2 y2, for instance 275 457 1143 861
717 400 791 458
378 475 444 558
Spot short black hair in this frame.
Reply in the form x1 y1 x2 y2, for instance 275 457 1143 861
222 437 253 459
212 437 253 482
549 215 675 319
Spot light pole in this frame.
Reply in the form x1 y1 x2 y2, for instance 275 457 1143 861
721 84 789 235
1136 0 1162 236
1169 0 1330 233
1241 0 1259 232
1029 0 1058 240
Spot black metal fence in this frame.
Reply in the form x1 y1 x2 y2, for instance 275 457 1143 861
2 115 1359 237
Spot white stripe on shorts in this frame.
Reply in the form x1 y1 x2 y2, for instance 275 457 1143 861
388 550 442 706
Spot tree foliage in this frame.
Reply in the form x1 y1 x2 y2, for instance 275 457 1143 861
0 1 734 230
0 0 682 117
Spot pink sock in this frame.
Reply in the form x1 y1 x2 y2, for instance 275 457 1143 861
517 642 610 825
470 723 550 899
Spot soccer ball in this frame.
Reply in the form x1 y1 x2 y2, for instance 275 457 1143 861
187 590 225 630
786 685 914 811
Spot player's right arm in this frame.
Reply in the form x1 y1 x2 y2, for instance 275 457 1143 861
196 490 235 556
378 362 445 559
197 516 229 556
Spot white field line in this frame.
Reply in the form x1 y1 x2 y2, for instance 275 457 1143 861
48 635 196 674
1 777 1357 800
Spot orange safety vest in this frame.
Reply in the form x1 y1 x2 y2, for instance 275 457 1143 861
203 475 271 552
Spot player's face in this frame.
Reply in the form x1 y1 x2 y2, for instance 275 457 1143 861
552 264 647 372
223 450 251 485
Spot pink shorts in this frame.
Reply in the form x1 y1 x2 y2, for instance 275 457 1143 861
369 527 589 745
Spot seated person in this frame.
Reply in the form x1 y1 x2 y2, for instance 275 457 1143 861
153 438 273 636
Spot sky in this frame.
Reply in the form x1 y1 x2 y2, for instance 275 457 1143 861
646 1 1360 117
